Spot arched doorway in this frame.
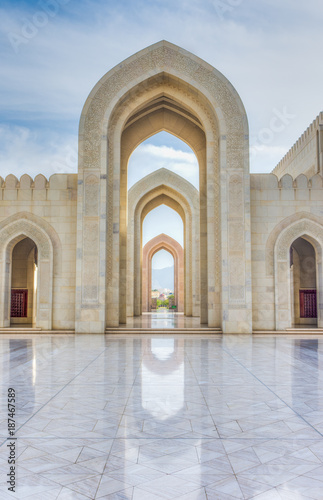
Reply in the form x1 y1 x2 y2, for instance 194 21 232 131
76 41 251 333
0 217 54 330
142 234 184 313
290 237 317 327
274 218 323 330
10 237 38 326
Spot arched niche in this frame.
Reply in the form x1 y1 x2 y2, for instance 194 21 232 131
0 219 54 329
142 234 184 313
10 237 37 326
274 218 323 329
77 40 251 333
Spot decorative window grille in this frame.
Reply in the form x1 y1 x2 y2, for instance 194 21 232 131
11 289 28 318
299 290 317 318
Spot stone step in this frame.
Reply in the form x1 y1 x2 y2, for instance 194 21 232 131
254 329 323 334
106 328 222 334
0 328 74 334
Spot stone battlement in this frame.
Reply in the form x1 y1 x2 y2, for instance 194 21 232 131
0 173 77 201
272 112 323 179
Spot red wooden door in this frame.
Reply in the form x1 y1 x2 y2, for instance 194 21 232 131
11 289 28 318
299 290 317 318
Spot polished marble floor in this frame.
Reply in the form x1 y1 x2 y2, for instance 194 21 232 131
1 333 323 499
122 311 213 329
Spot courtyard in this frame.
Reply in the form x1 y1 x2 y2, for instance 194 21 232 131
1 332 323 499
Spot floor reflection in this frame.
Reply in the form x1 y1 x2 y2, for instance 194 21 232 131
0 333 323 499
124 310 212 328
141 339 184 420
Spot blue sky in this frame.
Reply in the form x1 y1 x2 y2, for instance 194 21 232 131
0 0 322 269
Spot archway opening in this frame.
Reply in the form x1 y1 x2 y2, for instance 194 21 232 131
143 204 184 248
117 90 209 326
141 206 184 316
128 131 199 190
290 237 318 327
10 237 38 327
151 249 174 311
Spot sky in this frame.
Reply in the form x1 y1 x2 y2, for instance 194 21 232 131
0 0 322 270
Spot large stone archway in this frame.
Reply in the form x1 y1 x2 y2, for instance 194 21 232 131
76 40 251 333
142 234 184 313
274 217 323 329
0 217 54 329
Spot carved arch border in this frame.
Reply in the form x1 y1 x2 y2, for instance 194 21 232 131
142 234 184 313
0 218 54 329
274 218 323 329
0 212 62 275
266 211 323 276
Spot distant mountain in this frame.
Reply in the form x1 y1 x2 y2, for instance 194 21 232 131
152 265 174 291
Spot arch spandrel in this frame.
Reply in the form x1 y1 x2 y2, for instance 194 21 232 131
80 41 248 158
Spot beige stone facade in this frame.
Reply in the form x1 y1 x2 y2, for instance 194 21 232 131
0 41 322 333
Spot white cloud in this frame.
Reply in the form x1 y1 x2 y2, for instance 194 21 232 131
249 144 289 174
128 144 199 189
0 0 322 181
0 125 78 179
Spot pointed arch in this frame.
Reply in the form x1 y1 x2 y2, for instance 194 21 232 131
0 217 56 329
127 169 199 321
142 234 184 313
274 217 323 329
76 41 251 333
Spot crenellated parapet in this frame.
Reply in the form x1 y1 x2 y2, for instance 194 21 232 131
251 172 323 195
272 112 323 179
0 173 77 201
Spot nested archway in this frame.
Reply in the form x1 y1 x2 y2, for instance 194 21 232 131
127 169 199 320
77 41 251 333
0 218 54 329
274 218 323 330
142 234 184 313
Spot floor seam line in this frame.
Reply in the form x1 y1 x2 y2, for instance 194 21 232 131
221 346 323 439
0 346 111 449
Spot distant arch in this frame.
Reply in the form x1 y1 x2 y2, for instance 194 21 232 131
142 234 184 312
127 169 200 320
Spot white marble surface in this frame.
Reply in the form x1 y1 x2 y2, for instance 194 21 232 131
1 333 323 498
